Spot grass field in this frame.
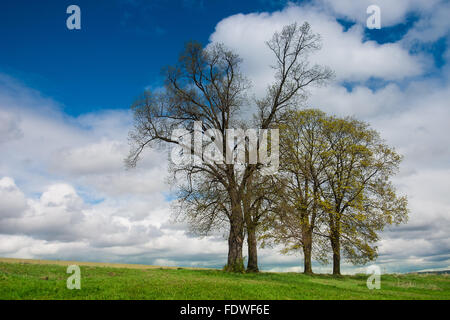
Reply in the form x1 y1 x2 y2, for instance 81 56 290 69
0 258 449 300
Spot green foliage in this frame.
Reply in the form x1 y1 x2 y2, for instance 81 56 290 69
262 109 409 272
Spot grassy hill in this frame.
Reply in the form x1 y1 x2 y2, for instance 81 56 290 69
0 258 448 300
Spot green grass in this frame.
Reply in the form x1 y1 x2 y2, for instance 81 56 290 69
0 261 449 300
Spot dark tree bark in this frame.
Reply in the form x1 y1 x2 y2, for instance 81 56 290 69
226 222 244 272
331 229 341 276
246 225 259 273
225 193 245 272
242 174 260 273
302 229 313 274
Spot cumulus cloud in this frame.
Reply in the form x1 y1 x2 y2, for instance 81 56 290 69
0 177 28 218
52 141 127 175
403 2 450 43
0 74 228 268
317 0 442 27
210 4 425 94
0 183 85 242
0 176 228 266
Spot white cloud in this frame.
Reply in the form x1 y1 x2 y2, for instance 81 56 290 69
403 2 450 43
0 75 228 266
0 177 28 218
210 4 425 94
0 176 228 265
52 140 128 175
0 109 22 143
317 0 442 27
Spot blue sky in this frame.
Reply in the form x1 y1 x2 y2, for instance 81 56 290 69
1 0 444 115
0 0 449 273
0 0 296 115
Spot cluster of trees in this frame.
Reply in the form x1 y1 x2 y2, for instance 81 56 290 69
260 109 408 274
126 23 408 275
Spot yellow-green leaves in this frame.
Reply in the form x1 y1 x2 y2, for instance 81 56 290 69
264 108 408 271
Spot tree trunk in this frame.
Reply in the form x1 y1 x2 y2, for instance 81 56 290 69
225 193 244 272
302 230 313 274
242 173 258 273
332 249 340 275
246 226 259 273
331 231 341 276
226 222 244 272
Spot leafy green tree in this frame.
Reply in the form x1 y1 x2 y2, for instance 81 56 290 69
262 109 408 275
318 114 408 275
261 109 329 274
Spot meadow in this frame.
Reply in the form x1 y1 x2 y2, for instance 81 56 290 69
0 258 448 300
